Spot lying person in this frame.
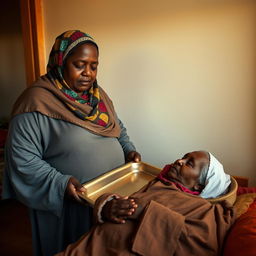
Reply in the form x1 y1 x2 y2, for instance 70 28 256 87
56 151 235 256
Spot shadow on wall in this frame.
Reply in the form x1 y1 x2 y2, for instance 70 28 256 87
0 0 26 119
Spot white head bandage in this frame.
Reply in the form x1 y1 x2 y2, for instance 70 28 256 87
199 152 231 199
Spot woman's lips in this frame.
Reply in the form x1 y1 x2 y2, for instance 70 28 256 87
167 165 180 181
79 80 91 85
170 165 178 174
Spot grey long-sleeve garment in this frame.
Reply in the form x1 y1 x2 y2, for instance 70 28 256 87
3 112 136 256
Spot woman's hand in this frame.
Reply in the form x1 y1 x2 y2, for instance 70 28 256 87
102 196 138 224
127 198 145 220
126 151 141 163
65 176 86 203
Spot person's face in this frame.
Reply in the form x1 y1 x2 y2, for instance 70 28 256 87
166 151 209 190
63 43 98 94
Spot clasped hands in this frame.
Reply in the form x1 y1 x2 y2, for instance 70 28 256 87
102 196 142 224
65 177 143 223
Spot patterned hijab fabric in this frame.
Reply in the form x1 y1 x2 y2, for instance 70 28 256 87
47 30 109 127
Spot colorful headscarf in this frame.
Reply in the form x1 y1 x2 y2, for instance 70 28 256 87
47 30 109 127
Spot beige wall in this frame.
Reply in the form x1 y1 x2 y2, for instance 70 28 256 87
43 0 256 185
0 1 26 119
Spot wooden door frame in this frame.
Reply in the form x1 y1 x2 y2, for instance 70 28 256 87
20 0 46 86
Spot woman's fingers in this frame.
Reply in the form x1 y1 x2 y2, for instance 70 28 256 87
102 196 140 223
65 177 85 203
133 152 141 162
69 184 83 202
73 188 84 203
114 198 137 209
115 201 137 209
126 151 141 163
111 198 138 218
70 177 86 192
110 216 126 224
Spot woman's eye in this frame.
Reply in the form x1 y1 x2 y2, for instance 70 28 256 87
74 64 84 69
187 161 194 167
91 65 97 71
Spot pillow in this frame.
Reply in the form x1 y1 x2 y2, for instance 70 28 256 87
237 186 256 196
234 193 256 218
223 199 256 256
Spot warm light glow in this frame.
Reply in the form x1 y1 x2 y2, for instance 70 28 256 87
43 0 256 186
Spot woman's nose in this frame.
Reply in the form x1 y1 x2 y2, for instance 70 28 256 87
82 66 91 76
175 159 184 166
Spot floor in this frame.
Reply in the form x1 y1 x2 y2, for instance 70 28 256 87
0 199 33 256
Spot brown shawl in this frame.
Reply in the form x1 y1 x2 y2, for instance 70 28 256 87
11 75 121 137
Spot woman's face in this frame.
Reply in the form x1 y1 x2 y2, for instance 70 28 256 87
166 151 209 190
63 43 99 94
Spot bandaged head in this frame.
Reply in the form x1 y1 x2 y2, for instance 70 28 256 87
199 152 231 198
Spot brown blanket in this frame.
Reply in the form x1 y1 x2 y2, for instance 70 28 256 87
56 179 236 256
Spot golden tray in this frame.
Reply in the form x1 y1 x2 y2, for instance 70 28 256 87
79 162 161 205
78 162 238 207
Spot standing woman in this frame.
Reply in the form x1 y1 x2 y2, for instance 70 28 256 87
3 30 141 256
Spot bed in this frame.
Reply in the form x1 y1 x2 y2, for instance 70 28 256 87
80 169 255 256
223 176 256 256
78 163 255 256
